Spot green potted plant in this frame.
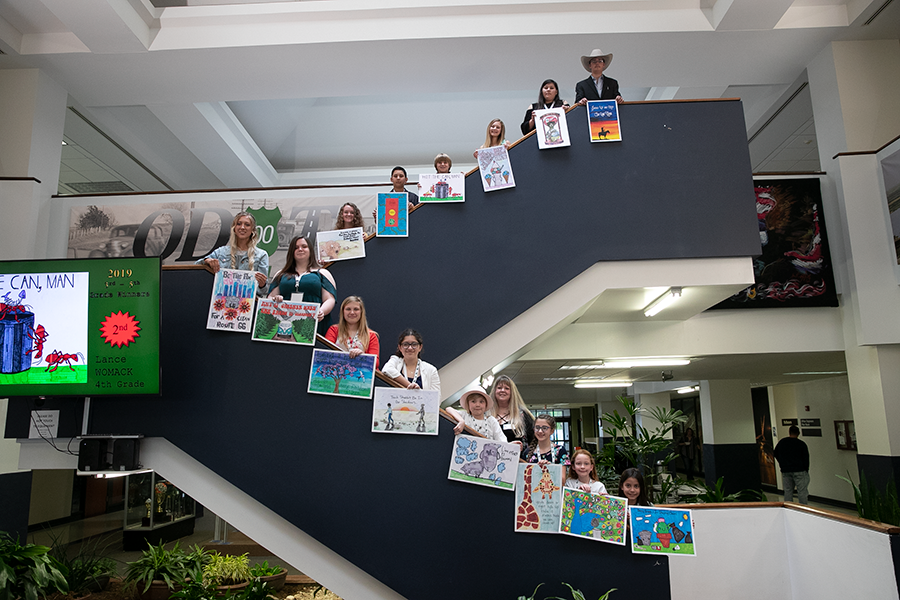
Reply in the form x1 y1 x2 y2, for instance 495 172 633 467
45 531 118 595
202 552 251 596
249 561 286 592
0 531 68 600
124 541 190 600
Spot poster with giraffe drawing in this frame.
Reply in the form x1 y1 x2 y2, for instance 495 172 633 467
448 434 520 491
514 463 565 533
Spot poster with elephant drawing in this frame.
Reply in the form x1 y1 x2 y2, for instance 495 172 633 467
448 434 520 491
514 463 564 533
629 506 696 556
372 388 440 435
558 488 628 545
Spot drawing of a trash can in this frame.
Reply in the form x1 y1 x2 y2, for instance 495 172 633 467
0 312 35 374
435 181 449 199
540 113 563 145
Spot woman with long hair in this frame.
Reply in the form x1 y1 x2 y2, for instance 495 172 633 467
521 79 569 135
382 329 440 393
489 375 535 452
334 202 364 230
524 414 570 465
197 211 269 295
473 118 512 158
324 296 379 368
268 235 336 335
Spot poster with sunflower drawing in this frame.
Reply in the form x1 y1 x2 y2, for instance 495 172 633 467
206 268 258 333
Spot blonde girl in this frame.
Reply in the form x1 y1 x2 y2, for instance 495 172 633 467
197 211 269 296
324 296 380 369
565 449 608 495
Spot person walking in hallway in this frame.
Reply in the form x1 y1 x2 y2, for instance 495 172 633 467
773 425 810 504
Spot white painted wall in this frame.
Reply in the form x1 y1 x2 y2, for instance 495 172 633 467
771 377 858 504
0 399 23 474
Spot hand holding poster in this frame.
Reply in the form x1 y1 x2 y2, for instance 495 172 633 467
251 298 319 345
476 146 516 192
533 108 571 149
515 463 565 533
372 388 440 435
377 193 408 237
629 506 696 556
558 487 628 545
316 227 366 263
418 173 465 203
587 100 622 143
448 434 520 491
206 268 257 333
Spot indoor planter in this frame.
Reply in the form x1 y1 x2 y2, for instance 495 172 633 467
249 561 286 591
202 552 251 597
0 531 68 600
124 541 189 600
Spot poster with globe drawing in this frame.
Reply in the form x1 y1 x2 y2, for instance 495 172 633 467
533 108 571 150
372 387 440 435
250 298 318 346
206 268 257 333
558 487 628 545
448 434 520 491
476 146 516 192
629 506 696 556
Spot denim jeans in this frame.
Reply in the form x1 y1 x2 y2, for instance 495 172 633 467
782 471 810 504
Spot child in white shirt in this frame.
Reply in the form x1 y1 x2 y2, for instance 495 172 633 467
447 385 507 443
565 449 608 495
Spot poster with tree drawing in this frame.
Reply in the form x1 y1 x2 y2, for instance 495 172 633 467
448 434 520 491
307 349 376 399
630 506 696 556
514 463 564 533
533 108 571 150
251 298 318 346
476 146 516 192
558 487 628 545
372 388 440 435
206 268 257 333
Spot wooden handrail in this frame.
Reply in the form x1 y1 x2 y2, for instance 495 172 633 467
0 176 42 183
833 131 900 159
657 501 900 534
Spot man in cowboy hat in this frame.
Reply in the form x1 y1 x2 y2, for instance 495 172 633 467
575 49 623 105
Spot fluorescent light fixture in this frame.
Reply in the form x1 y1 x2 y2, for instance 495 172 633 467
559 365 604 370
783 371 847 376
643 287 683 317
676 385 700 394
598 358 691 368
574 381 633 388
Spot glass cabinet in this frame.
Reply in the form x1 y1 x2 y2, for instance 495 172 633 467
123 471 196 550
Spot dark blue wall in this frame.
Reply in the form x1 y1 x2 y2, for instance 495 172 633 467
5 100 762 599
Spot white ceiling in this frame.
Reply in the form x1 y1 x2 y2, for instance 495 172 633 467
1 0 895 394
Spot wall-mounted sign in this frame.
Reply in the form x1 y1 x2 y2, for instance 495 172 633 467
801 428 822 437
781 419 798 426
800 418 821 427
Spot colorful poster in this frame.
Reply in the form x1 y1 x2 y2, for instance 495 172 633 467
587 100 622 143
316 227 366 263
534 108 571 150
448 434 520 491
514 463 564 533
558 488 628 545
377 193 408 237
251 298 319 346
372 388 440 435
418 173 465 203
308 349 376 399
206 269 257 333
711 179 838 309
629 506 695 556
476 146 516 192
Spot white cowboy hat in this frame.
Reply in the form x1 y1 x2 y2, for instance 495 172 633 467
581 49 614 72
460 385 493 412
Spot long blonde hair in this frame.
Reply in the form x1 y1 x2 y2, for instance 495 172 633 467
336 296 376 352
490 375 533 437
228 211 260 271
482 118 506 148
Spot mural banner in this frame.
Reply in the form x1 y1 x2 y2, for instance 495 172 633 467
448 434 519 491
206 269 257 333
514 463 564 533
629 506 696 556
251 298 318 346
372 387 440 435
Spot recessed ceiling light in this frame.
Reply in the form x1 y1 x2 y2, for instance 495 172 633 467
574 381 633 388
599 359 690 368
783 371 846 375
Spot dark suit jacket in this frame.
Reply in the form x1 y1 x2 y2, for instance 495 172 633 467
574 75 620 102
520 99 566 135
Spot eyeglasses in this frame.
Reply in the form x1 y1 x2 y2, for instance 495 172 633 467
401 342 420 349
534 425 552 432
590 58 605 65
